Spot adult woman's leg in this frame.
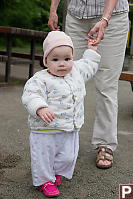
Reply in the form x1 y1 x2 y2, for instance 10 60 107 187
92 13 129 167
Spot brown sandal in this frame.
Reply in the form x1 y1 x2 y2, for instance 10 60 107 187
96 146 113 169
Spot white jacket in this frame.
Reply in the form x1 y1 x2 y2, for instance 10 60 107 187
22 49 101 132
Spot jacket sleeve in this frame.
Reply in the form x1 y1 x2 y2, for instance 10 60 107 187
74 49 101 83
21 75 48 118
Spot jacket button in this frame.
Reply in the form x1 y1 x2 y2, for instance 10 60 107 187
67 105 71 109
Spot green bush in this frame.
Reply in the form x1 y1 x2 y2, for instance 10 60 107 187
0 0 64 32
0 0 64 48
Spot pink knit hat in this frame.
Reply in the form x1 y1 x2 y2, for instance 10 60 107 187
43 31 74 65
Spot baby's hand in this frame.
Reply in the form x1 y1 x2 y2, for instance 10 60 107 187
85 36 98 51
37 107 55 123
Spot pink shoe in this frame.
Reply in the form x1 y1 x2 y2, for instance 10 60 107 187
40 182 60 197
55 175 62 186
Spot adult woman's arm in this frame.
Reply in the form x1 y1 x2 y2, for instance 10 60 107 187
48 0 61 30
88 0 119 44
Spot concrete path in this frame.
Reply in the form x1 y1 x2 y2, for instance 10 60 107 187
0 62 133 199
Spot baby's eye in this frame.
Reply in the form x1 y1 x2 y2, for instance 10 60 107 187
65 58 71 61
52 58 58 61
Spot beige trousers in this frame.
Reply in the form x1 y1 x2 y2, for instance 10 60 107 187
65 12 129 151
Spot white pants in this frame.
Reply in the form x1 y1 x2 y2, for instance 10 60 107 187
29 130 79 186
65 12 129 151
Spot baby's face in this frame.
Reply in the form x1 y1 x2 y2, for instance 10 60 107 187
46 46 73 77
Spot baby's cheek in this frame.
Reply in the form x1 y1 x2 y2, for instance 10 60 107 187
69 65 73 70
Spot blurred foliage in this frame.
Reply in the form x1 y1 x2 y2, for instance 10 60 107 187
126 2 133 54
0 0 64 31
0 0 132 32
0 0 133 53
129 5 133 21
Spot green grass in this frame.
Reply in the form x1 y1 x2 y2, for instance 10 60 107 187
12 44 43 54
0 40 43 54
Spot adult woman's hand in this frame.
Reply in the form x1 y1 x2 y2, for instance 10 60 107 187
88 19 108 45
48 12 60 30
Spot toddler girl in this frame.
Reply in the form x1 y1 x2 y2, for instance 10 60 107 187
22 31 100 197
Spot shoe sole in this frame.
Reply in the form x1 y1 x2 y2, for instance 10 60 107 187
96 163 112 169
